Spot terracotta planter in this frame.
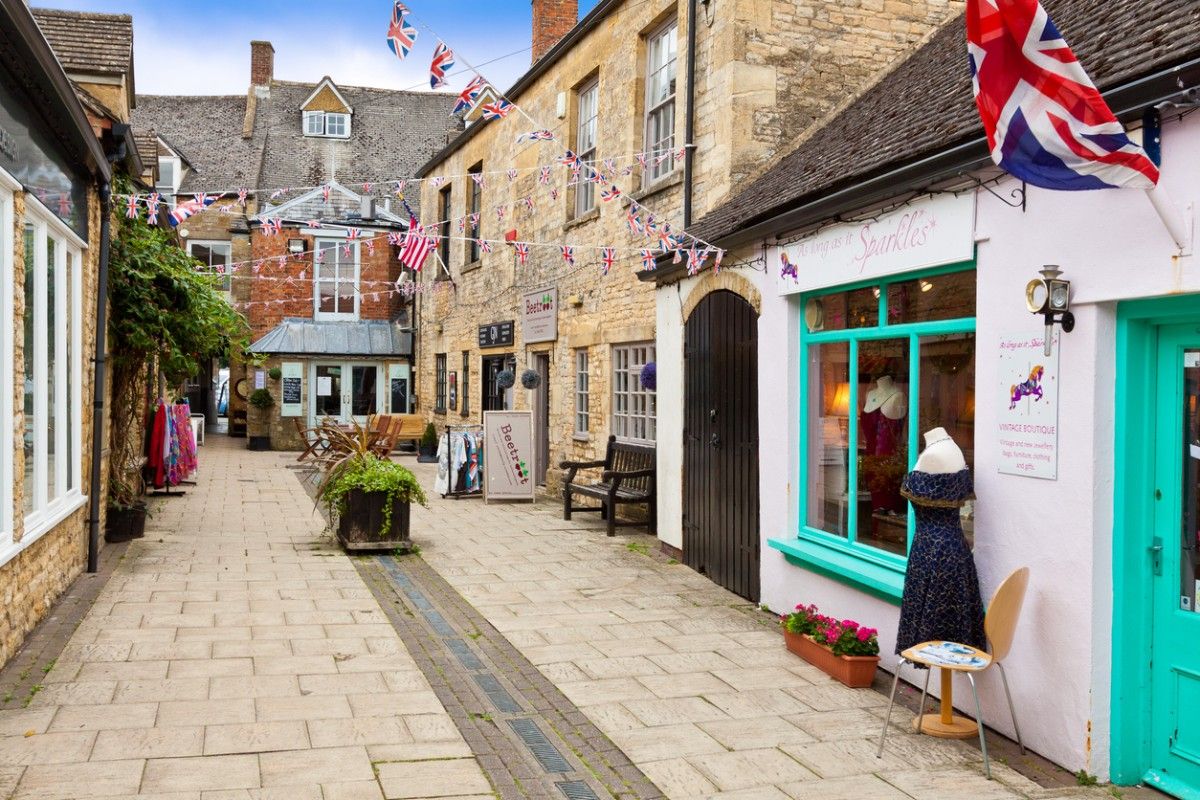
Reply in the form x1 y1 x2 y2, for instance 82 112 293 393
336 489 413 553
783 628 879 688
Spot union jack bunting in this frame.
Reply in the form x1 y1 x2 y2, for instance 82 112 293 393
621 165 635 176
538 166 552 185
386 2 418 61
507 169 518 181
687 247 706 276
322 185 331 203
430 176 445 189
626 209 644 236
237 188 248 206
263 219 283 237
453 76 488 115
588 169 605 185
640 249 657 271
636 152 648 169
496 205 506 221
713 249 725 273
603 158 617 175
478 239 493 254
518 130 555 142
270 189 284 200
561 246 575 266
471 173 485 188
550 189 560 201
673 248 684 265
675 146 687 162
315 248 325 264
168 194 218 227
601 185 622 203
967 0 1158 189
394 180 407 196
399 218 437 271
557 150 578 166
514 242 530 265
570 163 582 181
125 194 139 220
457 217 466 233
305 219 321 228
521 196 535 212
387 232 404 246
469 212 480 229
479 99 514 121
277 255 287 269
362 182 373 194
600 247 616 276
365 238 375 257
429 41 455 90
347 227 362 241
146 192 160 224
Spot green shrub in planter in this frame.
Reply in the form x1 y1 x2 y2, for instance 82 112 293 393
267 366 282 381
320 455 428 538
248 388 274 409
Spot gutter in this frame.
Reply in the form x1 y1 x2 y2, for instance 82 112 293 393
683 0 697 227
87 181 112 573
645 53 1200 283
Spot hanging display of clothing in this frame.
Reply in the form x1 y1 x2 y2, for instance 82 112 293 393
434 427 485 497
894 468 986 655
146 398 199 490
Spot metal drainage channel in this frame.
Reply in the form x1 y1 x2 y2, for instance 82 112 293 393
358 554 664 800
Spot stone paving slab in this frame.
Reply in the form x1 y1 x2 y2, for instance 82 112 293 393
0 438 490 800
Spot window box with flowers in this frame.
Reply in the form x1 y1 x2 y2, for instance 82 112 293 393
782 603 880 688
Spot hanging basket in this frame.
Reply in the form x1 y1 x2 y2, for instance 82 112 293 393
496 369 516 390
521 369 541 389
640 362 657 391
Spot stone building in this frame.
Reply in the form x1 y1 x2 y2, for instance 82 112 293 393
0 2 138 669
414 0 962 493
135 44 459 445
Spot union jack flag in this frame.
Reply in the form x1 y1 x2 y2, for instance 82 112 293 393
557 150 578 166
347 227 362 240
479 99 514 121
471 173 485 188
366 238 376 256
387 232 404 246
588 169 605 185
538 166 552 185
518 130 555 143
561 246 575 266
469 212 480 230
640 249 657 271
262 219 283 237
570 163 582 182
394 180 407 196
521 196 535 213
453 76 488 115
601 185 622 203
550 188 560 201
514 242 530 265
322 185 331 203
626 209 644 236
362 182 373 195
237 188 248 207
967 0 1158 189
146 192 160 224
686 247 706 276
169 194 218 227
399 217 436 270
600 247 616 276
125 194 139 220
386 2 418 61
430 176 446 189
636 152 648 169
429 41 455 89
496 205 506 221
478 239 493 254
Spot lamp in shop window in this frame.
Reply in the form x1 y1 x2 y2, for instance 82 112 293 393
1025 265 1074 356
829 382 851 442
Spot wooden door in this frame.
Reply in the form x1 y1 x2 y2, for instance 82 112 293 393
684 291 760 602
535 354 550 485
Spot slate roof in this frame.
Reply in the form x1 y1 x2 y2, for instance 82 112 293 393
133 80 459 199
685 0 1200 248
250 319 413 357
30 8 132 77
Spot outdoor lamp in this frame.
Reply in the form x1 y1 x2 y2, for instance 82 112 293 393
1025 265 1074 356
288 239 305 255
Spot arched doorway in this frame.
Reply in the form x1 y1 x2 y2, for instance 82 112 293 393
683 290 760 601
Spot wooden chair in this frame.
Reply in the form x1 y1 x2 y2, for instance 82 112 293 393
877 567 1031 779
370 416 405 459
294 419 330 462
561 435 656 536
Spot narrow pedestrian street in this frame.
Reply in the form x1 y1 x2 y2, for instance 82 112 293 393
0 437 1119 799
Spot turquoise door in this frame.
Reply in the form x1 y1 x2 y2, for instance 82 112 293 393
1147 325 1200 797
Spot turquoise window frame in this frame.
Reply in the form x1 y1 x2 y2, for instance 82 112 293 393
769 260 976 604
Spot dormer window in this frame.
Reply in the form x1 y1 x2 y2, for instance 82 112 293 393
303 111 351 138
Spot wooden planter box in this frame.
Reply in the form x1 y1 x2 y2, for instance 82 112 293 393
336 489 413 553
784 628 879 688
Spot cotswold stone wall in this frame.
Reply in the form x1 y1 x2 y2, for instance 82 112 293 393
415 0 959 497
1 187 104 670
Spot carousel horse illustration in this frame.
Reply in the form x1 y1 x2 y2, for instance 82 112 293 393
780 252 799 281
1009 365 1045 409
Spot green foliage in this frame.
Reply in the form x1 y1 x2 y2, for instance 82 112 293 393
1076 771 1099 787
268 366 283 380
783 603 880 657
420 422 438 449
248 388 275 409
320 455 428 536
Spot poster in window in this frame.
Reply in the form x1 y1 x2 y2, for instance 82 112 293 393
280 362 303 418
449 372 458 410
997 331 1060 479
483 411 536 502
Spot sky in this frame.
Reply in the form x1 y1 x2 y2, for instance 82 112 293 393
32 0 602 96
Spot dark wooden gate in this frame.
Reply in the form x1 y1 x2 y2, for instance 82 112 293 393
684 290 760 602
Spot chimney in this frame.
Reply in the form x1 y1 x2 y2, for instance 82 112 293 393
250 41 274 89
531 0 577 63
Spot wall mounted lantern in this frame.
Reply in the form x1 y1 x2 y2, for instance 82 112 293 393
1025 265 1074 356
288 239 306 255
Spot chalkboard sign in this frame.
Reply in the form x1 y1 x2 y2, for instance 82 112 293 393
280 362 303 418
478 321 515 349
282 377 302 404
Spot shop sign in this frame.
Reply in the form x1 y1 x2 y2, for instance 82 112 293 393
479 321 515 349
280 362 303 418
483 411 536 501
521 288 558 344
997 330 1060 480
774 193 976 295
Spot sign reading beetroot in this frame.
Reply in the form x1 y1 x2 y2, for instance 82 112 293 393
775 193 976 295
521 287 557 344
483 411 536 501
997 330 1060 480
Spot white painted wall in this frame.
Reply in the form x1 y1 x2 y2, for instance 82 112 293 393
657 111 1200 779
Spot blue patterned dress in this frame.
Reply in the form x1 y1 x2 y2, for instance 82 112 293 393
895 469 986 656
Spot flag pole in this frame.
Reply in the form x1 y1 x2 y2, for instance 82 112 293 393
1141 107 1191 253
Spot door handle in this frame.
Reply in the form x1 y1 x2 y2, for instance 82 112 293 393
710 433 721 448
1149 537 1164 576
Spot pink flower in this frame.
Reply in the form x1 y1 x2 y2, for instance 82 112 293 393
856 628 872 642
842 619 859 630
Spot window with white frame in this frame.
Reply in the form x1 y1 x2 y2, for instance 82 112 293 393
574 349 590 435
575 79 599 217
644 21 678 184
188 240 233 292
19 198 85 542
156 156 180 207
0 175 15 554
612 343 655 442
303 111 351 138
314 238 359 319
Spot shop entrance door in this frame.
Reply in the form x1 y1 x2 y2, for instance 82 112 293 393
311 362 383 426
534 353 550 485
482 355 509 412
1146 325 1200 795
683 291 760 602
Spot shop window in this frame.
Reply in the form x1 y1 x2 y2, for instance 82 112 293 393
612 343 655 443
792 266 976 595
435 354 447 413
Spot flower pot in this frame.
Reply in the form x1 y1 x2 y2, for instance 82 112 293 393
105 504 147 543
417 443 438 463
336 489 412 553
784 628 879 688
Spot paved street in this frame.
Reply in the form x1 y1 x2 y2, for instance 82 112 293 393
0 437 1117 799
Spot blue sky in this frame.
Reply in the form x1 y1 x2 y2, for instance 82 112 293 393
32 0 601 95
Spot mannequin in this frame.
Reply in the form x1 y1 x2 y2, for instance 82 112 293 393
913 427 967 474
863 376 908 420
861 376 909 514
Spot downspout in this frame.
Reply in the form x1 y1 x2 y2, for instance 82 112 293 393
683 0 698 228
87 181 112 573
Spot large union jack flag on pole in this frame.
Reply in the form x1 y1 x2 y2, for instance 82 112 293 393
386 2 418 61
967 0 1158 190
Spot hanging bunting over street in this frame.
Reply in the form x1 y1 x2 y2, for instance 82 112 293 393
514 242 530 265
518 130 556 143
429 41 455 89
387 1 418 61
399 216 436 270
601 247 616 276
453 76 489 115
561 246 575 266
479 99 515 121
169 194 219 227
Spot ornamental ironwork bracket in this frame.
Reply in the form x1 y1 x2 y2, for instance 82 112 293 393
959 174 1027 211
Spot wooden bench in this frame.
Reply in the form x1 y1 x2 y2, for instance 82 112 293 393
369 414 425 457
561 435 656 537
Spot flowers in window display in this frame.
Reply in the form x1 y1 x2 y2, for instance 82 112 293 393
640 361 657 391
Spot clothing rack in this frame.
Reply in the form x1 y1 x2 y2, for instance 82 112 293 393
441 424 484 500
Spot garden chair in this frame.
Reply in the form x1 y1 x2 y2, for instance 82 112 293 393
877 566 1030 780
295 419 330 462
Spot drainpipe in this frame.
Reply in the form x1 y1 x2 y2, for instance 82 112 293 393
683 0 698 228
87 181 112 573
